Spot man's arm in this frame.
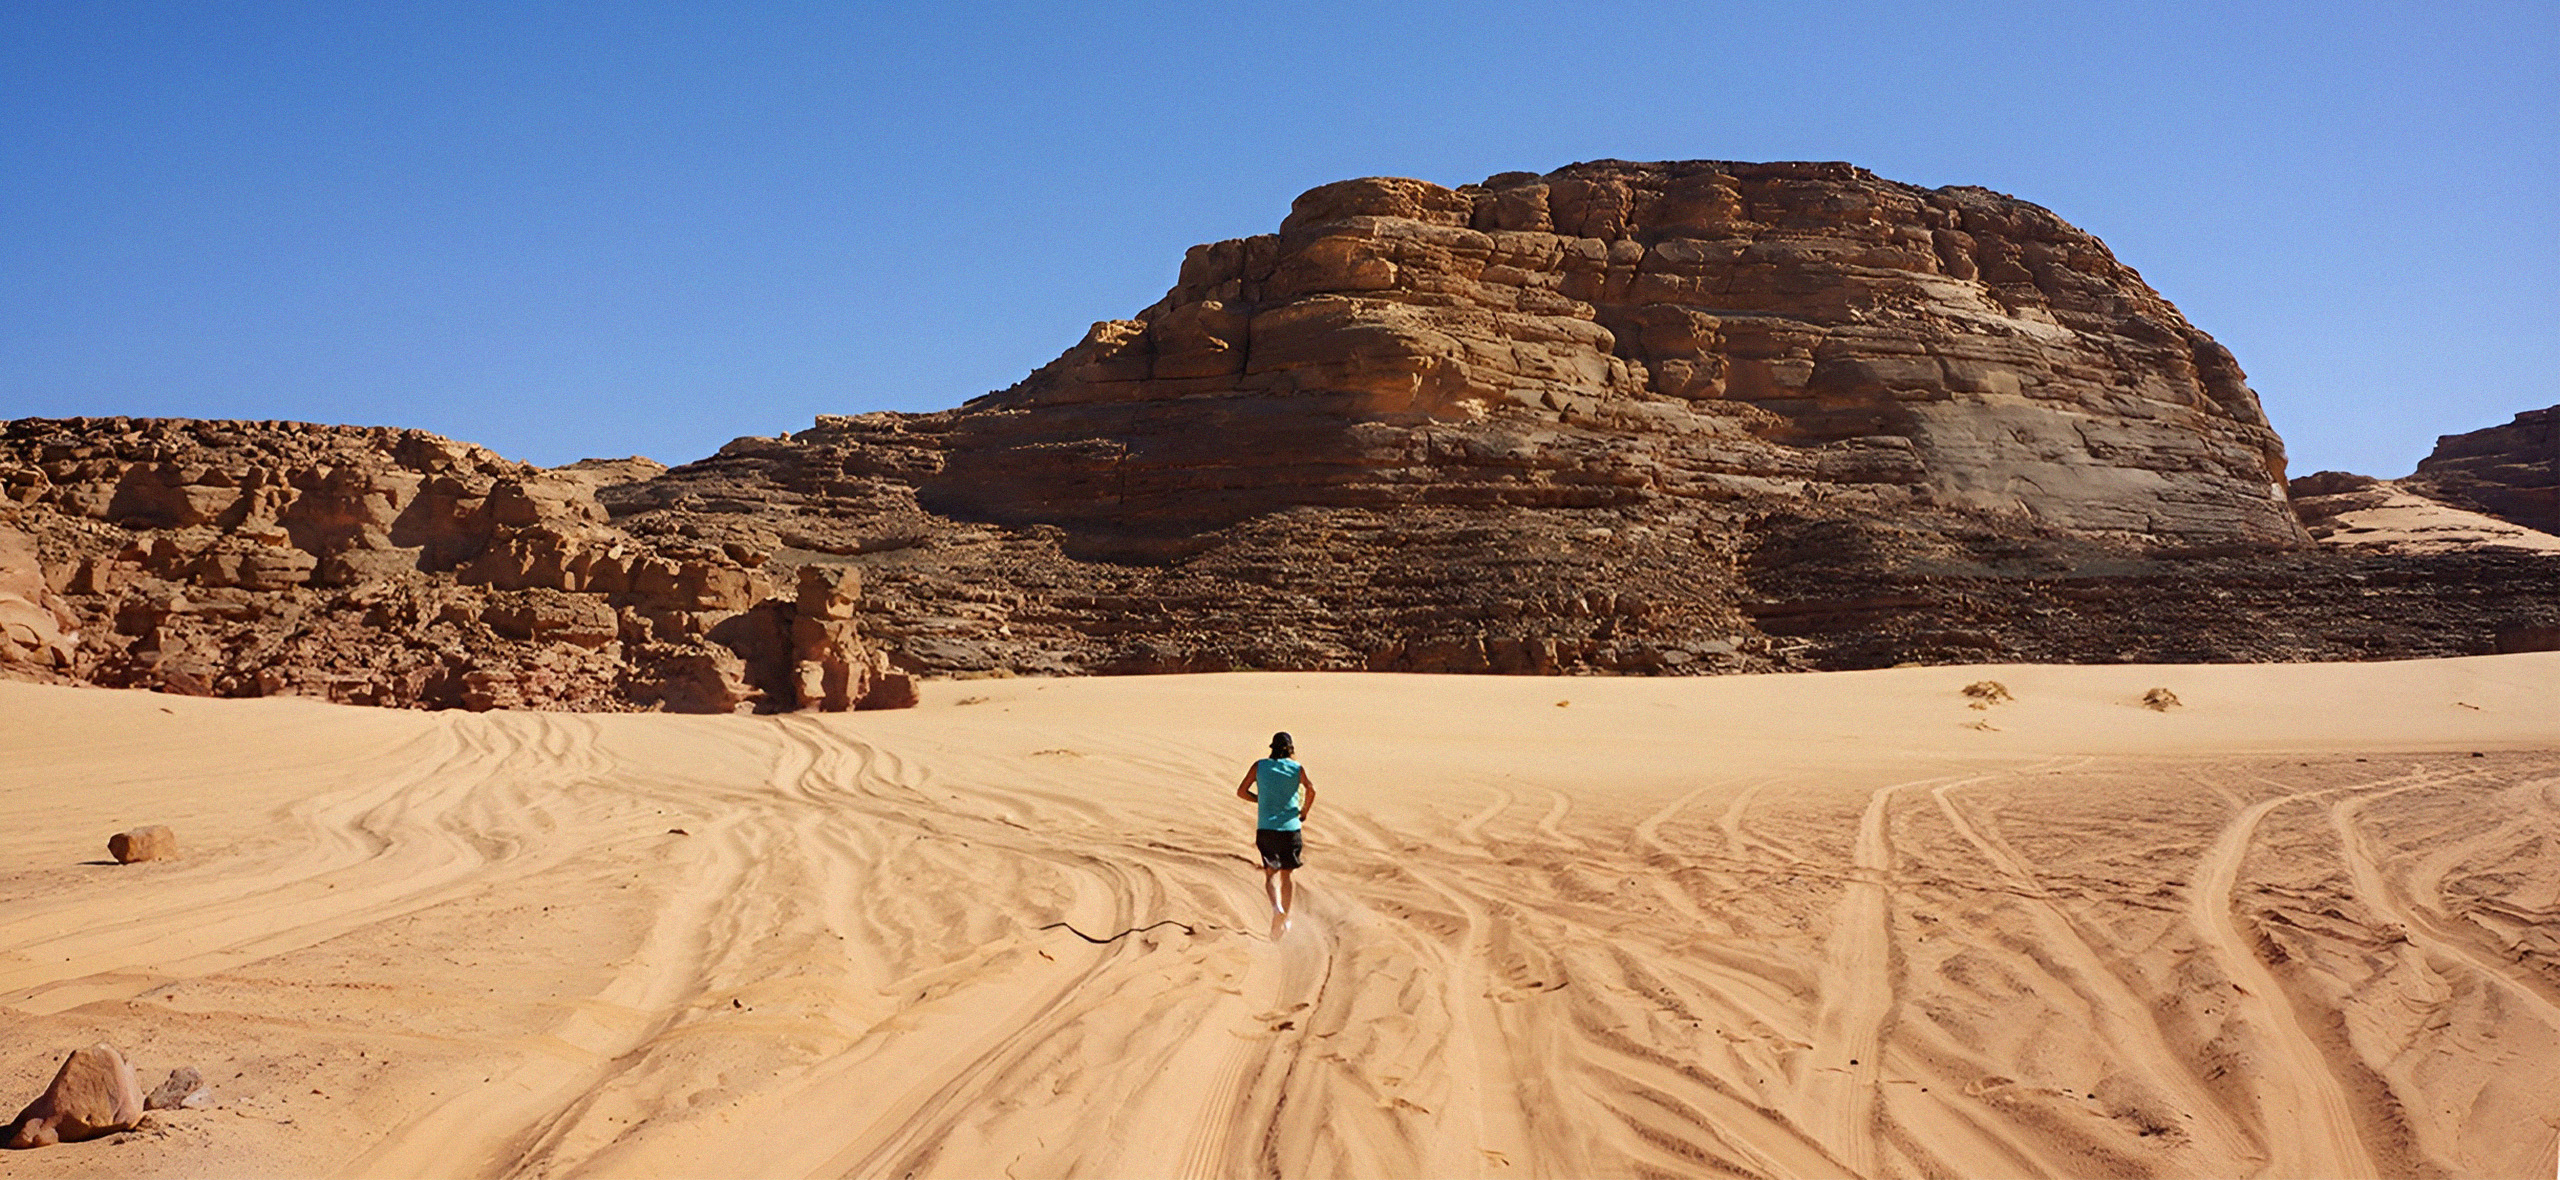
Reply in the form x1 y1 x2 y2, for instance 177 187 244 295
1236 766 1259 803
1298 770 1316 821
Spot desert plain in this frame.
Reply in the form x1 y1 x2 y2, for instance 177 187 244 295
2 655 2557 1179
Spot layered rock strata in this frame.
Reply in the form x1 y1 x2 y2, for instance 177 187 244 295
2402 405 2559 536
594 160 2391 678
928 161 2301 548
0 418 913 712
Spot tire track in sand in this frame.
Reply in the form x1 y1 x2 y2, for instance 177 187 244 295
340 720 764 1180
2190 785 2384 1180
2328 785 2560 1030
1926 765 2257 1167
4 714 621 1017
1800 767 2053 1178
1799 773 1933 1177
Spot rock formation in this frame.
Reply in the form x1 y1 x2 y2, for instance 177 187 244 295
0 512 79 677
600 161 2548 676
0 418 911 712
2402 405 2559 536
2 162 2554 700
919 162 2300 549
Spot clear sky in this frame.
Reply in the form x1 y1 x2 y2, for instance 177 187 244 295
4 2 2553 476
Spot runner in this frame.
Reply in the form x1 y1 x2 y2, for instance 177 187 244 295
1236 731 1316 939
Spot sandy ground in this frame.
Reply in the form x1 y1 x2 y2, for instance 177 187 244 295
2310 486 2560 554
2 657 2557 1180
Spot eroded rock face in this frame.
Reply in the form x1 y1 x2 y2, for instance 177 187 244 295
0 418 905 712
594 161 2419 678
0 514 79 677
2404 405 2559 536
926 161 2300 548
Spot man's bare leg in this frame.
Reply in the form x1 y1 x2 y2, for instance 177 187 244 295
1264 866 1292 939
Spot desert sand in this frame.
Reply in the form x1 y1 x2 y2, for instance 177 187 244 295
2 657 2557 1179
2308 484 2560 555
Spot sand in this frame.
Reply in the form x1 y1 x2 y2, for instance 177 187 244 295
2 656 2557 1179
2310 485 2560 554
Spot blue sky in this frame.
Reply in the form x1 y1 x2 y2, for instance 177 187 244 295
4 2 2553 476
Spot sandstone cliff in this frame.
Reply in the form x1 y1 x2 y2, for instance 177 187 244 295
597 161 2373 679
923 161 2300 548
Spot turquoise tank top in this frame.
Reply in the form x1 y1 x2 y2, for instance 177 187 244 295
1255 758 1304 831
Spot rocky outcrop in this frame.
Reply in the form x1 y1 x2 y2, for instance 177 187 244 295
0 418 909 712
0 512 79 678
922 161 2300 548
599 161 2448 678
2403 405 2559 536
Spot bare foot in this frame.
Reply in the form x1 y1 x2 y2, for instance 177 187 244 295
1269 910 1291 941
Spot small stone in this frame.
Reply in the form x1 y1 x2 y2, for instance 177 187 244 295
7 1043 145 1148
142 1067 203 1112
108 826 178 864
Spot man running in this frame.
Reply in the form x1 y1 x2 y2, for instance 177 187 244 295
1236 731 1316 939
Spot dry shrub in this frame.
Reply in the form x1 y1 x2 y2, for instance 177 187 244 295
2141 687 2181 711
1961 680 2012 709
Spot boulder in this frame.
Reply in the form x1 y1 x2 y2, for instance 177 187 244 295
6 1043 144 1148
107 825 177 863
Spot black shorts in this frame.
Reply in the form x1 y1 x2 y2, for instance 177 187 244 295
1255 828 1303 871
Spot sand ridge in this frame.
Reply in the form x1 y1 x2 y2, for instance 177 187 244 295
2 657 2557 1178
